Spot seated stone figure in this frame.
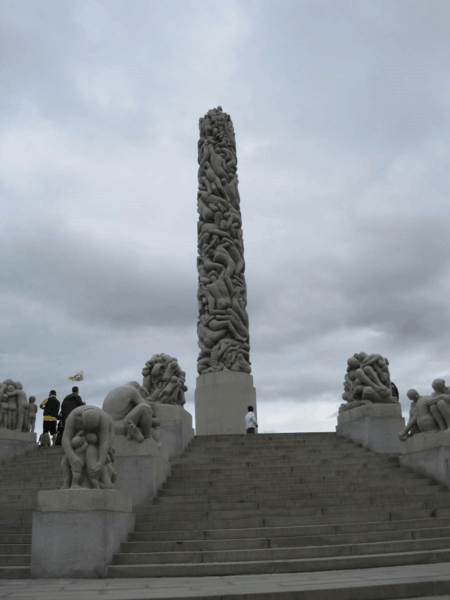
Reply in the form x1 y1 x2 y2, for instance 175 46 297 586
425 379 450 431
102 385 160 441
61 405 116 489
399 381 450 440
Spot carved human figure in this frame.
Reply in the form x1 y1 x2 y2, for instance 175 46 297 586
5 382 29 432
0 395 8 428
6 385 17 430
62 406 115 489
102 386 160 441
427 379 450 430
399 389 422 440
26 397 37 433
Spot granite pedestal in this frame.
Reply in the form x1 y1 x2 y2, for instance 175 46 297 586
113 435 170 504
153 404 194 458
336 403 405 454
30 489 134 578
400 429 450 488
195 371 257 435
0 428 37 463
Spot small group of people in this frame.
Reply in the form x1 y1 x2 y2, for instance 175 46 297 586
38 386 85 448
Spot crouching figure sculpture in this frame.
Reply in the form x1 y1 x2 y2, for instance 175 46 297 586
61 405 116 490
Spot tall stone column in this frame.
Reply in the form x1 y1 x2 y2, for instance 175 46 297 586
195 107 257 435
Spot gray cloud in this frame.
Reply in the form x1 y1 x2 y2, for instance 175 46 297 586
2 0 450 434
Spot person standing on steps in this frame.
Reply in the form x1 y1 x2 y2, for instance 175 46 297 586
40 390 60 445
245 406 257 434
56 386 85 445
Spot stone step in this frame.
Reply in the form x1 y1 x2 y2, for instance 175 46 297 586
153 485 444 505
162 472 425 488
0 554 30 567
135 495 450 520
130 517 450 542
0 544 31 554
0 535 31 544
169 460 400 474
173 449 379 461
160 478 435 496
165 470 413 486
114 536 450 565
0 526 31 535
107 547 450 577
122 525 450 554
134 508 450 532
141 493 450 516
0 566 30 579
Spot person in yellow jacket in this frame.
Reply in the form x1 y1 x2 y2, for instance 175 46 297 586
39 390 60 444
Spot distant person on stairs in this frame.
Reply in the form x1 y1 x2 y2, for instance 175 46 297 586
56 386 85 445
245 406 257 434
40 390 60 445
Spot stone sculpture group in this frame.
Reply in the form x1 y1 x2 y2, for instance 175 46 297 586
196 107 251 376
339 352 399 414
0 379 37 432
399 379 450 440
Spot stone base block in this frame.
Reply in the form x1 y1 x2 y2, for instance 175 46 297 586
336 403 405 454
400 430 450 488
0 428 37 464
195 371 257 435
153 404 194 458
31 489 134 578
113 435 170 504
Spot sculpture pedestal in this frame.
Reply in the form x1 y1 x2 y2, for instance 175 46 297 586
153 404 194 458
31 489 134 578
400 430 450 488
336 403 405 454
113 436 170 504
195 371 257 435
0 428 37 464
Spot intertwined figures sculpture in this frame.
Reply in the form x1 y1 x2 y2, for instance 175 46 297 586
196 107 251 376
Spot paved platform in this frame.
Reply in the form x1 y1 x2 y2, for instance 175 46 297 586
1 563 450 600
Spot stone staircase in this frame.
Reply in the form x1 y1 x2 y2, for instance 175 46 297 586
0 446 64 578
1 432 450 587
108 432 450 578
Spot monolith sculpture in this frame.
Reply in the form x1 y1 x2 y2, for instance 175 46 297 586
195 106 257 435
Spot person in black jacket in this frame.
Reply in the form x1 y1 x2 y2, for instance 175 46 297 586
40 391 60 443
55 386 85 445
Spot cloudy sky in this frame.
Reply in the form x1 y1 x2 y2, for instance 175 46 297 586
1 0 450 435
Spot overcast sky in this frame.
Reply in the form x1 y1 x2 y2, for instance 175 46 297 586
1 0 450 435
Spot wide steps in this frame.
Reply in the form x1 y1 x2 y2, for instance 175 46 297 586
111 432 450 579
107 548 450 577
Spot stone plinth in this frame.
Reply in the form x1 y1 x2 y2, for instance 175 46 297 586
336 403 405 454
31 489 134 578
0 428 37 464
195 371 257 435
400 430 450 488
113 435 170 504
153 404 194 458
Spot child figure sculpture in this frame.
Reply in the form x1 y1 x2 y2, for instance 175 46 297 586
27 397 38 433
